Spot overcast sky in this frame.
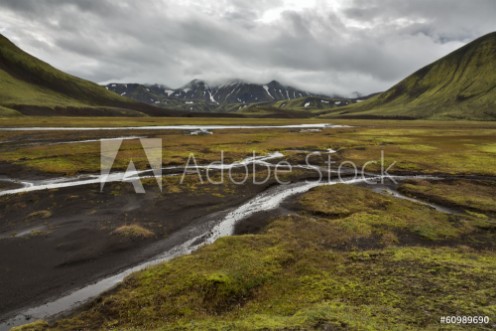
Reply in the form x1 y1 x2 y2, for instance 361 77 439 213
0 0 495 96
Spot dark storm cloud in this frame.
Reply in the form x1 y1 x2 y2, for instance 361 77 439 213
0 0 495 96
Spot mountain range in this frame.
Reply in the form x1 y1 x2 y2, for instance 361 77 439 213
105 79 332 112
0 31 495 119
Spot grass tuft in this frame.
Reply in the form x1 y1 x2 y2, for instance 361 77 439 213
112 224 155 239
27 210 52 219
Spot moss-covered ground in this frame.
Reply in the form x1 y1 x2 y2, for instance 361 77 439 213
399 179 496 215
0 119 495 176
15 182 496 331
4 118 495 330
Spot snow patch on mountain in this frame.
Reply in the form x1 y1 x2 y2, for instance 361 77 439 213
208 91 217 103
263 85 274 99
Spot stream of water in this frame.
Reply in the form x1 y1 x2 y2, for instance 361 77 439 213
0 152 288 197
0 124 349 131
0 172 447 330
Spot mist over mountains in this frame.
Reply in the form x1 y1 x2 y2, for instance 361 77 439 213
1 29 495 119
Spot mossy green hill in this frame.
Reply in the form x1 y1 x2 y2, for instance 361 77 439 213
0 34 167 116
323 32 496 120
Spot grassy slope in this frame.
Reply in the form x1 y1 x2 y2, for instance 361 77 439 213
0 105 20 116
265 97 345 111
0 34 159 116
25 184 496 330
322 32 496 120
240 97 353 117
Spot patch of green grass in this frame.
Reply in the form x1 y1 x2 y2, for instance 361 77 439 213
297 184 471 242
477 143 496 153
0 34 148 116
399 179 496 214
0 105 21 116
0 69 85 108
37 184 496 330
1 120 494 176
399 144 438 152
112 224 155 239
11 320 49 331
332 127 496 175
319 32 496 121
27 210 52 219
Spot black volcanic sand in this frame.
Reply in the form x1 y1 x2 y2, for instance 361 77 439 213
0 128 326 319
0 179 276 318
0 179 23 191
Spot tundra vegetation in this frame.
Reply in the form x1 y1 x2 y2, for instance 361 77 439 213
3 117 493 331
18 183 496 330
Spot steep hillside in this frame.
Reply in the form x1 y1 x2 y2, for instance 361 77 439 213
0 34 166 116
325 32 496 120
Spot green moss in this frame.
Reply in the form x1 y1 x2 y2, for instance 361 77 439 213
321 33 496 120
0 105 21 116
0 34 145 115
112 224 155 239
399 179 496 214
477 143 496 153
298 184 466 242
27 210 52 219
1 119 494 176
400 144 438 152
11 320 49 331
42 184 496 331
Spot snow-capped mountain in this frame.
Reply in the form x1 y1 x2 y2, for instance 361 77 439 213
105 79 330 111
199 79 316 104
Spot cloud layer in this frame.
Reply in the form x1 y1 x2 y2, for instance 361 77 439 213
1 0 495 96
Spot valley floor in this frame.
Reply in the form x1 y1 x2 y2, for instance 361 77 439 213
0 117 494 330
